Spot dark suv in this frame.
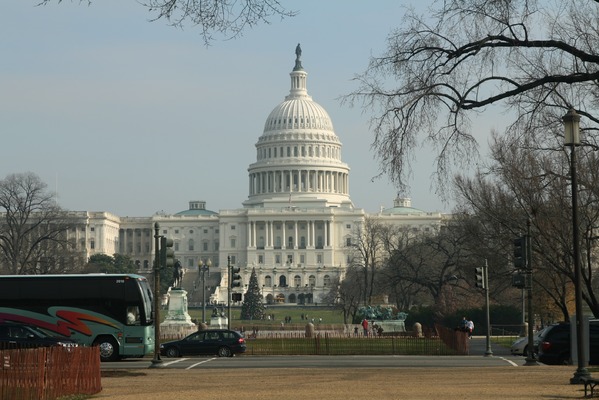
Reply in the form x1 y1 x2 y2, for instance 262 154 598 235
0 322 79 350
160 329 246 358
538 321 599 365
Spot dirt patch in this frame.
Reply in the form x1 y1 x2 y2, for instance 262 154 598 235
93 366 588 399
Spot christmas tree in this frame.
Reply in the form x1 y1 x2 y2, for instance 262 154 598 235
241 267 265 320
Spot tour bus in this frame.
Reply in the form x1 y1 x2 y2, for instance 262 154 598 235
0 273 155 361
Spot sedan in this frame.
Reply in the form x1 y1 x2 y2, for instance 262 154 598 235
160 329 246 358
0 322 79 350
510 327 548 356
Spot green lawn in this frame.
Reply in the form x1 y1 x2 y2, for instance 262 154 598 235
187 305 346 330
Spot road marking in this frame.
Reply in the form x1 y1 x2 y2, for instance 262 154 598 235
498 357 519 367
187 358 217 370
162 358 188 366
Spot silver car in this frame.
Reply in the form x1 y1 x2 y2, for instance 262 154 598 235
510 327 548 356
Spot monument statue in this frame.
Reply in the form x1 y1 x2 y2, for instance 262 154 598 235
293 43 303 71
172 260 184 288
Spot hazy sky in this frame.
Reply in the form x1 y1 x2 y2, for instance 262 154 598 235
1 1 500 217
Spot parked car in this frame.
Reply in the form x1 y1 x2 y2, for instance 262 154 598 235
538 320 599 365
510 327 548 356
160 329 246 358
0 322 79 350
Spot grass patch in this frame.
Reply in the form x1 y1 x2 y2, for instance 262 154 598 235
188 305 345 326
492 335 518 348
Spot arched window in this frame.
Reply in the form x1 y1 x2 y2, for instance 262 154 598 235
279 275 287 287
294 275 301 287
264 276 272 287
309 275 316 287
323 275 331 287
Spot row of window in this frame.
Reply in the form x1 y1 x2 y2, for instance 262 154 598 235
119 239 220 255
255 253 324 265
260 274 331 288
119 228 219 237
256 144 340 161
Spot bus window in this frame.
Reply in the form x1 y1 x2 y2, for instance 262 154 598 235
127 306 140 325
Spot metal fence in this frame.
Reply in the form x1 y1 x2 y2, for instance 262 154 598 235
0 346 101 400
244 327 469 356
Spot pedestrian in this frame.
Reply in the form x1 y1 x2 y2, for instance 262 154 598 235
361 318 369 336
467 319 474 338
354 326 359 336
458 317 469 333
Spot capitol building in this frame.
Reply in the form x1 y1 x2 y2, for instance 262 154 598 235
75 46 449 306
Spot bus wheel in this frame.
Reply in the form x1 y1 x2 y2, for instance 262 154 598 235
95 337 119 362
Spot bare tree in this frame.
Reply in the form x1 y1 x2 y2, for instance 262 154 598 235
39 0 297 44
334 266 363 325
0 172 78 274
385 223 471 314
345 1 599 194
453 130 599 320
349 217 392 306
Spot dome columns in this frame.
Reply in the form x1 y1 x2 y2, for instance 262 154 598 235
249 168 349 196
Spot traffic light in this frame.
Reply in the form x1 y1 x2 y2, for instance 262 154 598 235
230 266 242 288
511 271 526 289
475 266 485 289
160 237 175 267
513 236 528 269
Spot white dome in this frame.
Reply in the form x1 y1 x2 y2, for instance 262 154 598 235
263 98 334 133
244 45 353 209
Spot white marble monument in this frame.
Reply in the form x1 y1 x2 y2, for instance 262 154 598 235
160 288 197 337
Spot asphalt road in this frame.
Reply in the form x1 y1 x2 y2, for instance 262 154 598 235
103 338 530 370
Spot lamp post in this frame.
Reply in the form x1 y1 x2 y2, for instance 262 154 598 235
564 109 590 383
150 222 163 368
199 258 212 324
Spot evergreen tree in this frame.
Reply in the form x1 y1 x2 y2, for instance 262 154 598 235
241 267 265 320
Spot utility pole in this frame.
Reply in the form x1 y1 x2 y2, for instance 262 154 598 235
150 222 163 368
524 221 538 366
483 260 493 357
227 256 231 330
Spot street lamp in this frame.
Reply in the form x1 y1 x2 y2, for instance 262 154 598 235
199 258 212 324
563 108 590 383
150 222 163 368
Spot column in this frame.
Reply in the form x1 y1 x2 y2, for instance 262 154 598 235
294 221 298 249
247 222 252 248
282 220 286 249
